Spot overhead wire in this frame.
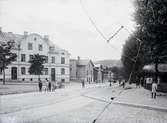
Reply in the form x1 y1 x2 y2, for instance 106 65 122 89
80 0 107 41
107 26 124 43
79 1 143 122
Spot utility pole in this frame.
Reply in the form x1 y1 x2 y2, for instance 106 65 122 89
107 26 142 84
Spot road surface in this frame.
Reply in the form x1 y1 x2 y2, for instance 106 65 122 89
1 83 167 123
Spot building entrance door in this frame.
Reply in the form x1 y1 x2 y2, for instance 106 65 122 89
51 68 55 81
11 67 17 80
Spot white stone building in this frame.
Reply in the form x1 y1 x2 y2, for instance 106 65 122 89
0 28 70 83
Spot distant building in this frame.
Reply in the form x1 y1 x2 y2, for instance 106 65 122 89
94 64 104 83
70 57 94 83
0 28 70 82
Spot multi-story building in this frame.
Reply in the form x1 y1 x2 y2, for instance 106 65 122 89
94 64 104 83
0 28 70 83
70 57 94 83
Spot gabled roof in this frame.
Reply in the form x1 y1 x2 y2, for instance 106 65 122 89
94 64 101 68
0 31 70 54
0 32 24 44
77 59 94 66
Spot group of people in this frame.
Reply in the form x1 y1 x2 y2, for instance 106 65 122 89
118 77 158 99
118 79 126 88
38 78 52 92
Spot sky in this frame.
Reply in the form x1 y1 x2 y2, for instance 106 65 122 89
0 0 135 61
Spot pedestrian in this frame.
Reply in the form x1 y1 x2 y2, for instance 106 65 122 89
81 79 85 88
152 82 157 99
122 80 125 88
136 80 140 88
119 79 121 86
48 81 51 92
45 79 49 91
38 78 43 92
109 79 112 87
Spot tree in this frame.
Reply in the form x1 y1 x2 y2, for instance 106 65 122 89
109 66 126 81
0 41 17 85
29 54 46 81
121 33 144 83
134 0 167 83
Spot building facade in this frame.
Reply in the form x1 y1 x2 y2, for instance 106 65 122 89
70 57 94 83
0 28 70 83
94 64 104 83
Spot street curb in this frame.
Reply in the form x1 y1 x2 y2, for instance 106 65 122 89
82 94 167 112
113 101 167 112
81 94 110 103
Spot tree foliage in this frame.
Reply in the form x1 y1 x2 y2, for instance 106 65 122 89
121 33 144 82
109 66 126 80
134 0 167 82
29 54 46 80
134 0 167 64
0 41 17 85
121 0 167 83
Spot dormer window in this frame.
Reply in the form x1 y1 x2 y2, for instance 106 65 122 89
34 37 37 41
38 44 43 51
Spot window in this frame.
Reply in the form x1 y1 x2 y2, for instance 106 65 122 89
43 68 48 75
38 44 43 51
21 54 26 62
29 55 33 61
51 56 55 63
70 65 72 71
21 67 26 75
0 68 2 75
14 56 17 61
61 79 65 82
34 37 37 41
28 43 33 50
45 56 48 63
61 68 65 75
61 57 65 64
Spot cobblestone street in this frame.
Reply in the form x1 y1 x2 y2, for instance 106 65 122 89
1 82 167 123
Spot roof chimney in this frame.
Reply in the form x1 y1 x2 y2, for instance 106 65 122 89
24 31 28 36
44 35 49 41
77 56 80 61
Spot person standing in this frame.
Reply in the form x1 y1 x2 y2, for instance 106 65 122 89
81 79 85 88
152 82 157 99
122 80 125 88
38 78 43 92
48 81 51 92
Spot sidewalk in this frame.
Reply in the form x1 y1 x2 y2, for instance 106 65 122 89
83 83 167 112
114 84 167 112
0 82 39 95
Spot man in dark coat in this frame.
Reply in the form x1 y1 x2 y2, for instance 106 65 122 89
38 78 43 92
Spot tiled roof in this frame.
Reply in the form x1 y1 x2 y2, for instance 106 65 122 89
94 64 101 68
77 59 94 66
0 30 70 55
77 60 89 65
0 32 24 44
